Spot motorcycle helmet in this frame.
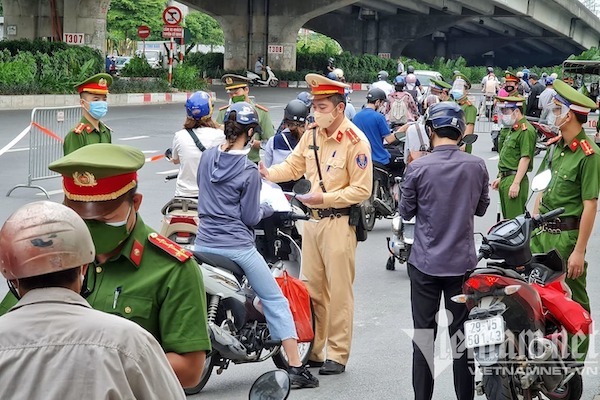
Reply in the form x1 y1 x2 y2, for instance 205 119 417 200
0 201 95 280
223 102 259 125
394 75 405 84
377 70 389 81
328 57 334 64
407 65 415 74
405 73 417 84
487 66 494 74
284 99 309 123
425 102 466 136
366 88 387 103
185 91 213 120
296 91 312 107
522 68 530 80
333 68 344 81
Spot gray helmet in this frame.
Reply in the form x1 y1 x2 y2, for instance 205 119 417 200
284 99 309 123
407 65 415 74
366 88 387 103
377 70 389 81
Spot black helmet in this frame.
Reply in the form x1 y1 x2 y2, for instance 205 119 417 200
284 99 309 123
366 88 387 103
425 102 466 135
224 102 259 125
407 65 415 74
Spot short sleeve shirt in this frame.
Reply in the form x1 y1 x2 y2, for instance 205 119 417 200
63 116 111 155
498 117 536 172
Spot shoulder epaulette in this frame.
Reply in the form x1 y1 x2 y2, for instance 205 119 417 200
148 232 192 262
255 104 269 112
521 122 528 131
73 123 86 134
580 139 595 156
219 104 229 111
345 128 360 145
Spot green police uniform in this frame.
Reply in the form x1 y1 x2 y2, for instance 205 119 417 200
1 144 211 355
497 117 536 218
63 116 112 155
216 74 275 163
452 73 477 153
64 73 114 155
530 79 600 360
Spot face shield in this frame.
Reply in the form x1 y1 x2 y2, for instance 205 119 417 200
450 77 466 100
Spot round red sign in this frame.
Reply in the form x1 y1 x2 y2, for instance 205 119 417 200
137 25 151 39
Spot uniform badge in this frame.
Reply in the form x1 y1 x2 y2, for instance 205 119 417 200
72 171 97 187
225 77 233 85
74 123 86 134
569 139 579 152
129 240 144 267
346 128 360 145
99 78 107 88
580 139 595 156
311 79 318 87
148 232 192 262
521 123 527 131
356 153 368 169
336 131 344 142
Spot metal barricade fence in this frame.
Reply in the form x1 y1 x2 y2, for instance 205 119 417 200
469 92 495 136
7 106 81 198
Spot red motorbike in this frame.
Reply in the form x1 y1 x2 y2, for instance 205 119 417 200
453 205 592 400
527 117 559 155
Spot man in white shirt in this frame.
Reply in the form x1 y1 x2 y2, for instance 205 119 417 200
372 70 395 97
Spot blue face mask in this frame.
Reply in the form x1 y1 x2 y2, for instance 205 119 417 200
85 100 108 120
450 90 464 100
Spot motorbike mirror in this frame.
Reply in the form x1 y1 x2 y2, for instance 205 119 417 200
292 179 311 195
249 370 290 400
461 134 478 145
531 169 552 192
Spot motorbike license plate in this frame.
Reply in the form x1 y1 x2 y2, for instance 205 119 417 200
464 316 505 349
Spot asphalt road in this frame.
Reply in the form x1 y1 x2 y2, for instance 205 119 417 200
1 87 599 399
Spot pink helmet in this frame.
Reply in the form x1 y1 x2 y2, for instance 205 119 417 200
0 201 95 280
405 73 417 84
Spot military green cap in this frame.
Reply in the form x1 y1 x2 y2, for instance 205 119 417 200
430 79 452 90
553 79 597 114
504 71 520 83
74 73 113 95
49 144 145 218
452 73 471 89
495 96 525 108
221 74 251 91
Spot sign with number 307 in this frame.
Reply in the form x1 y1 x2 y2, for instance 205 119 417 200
63 33 85 45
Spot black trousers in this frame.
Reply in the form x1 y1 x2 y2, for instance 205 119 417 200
408 264 474 400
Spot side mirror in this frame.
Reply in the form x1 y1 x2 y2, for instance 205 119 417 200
164 148 172 161
292 179 312 195
460 134 478 145
531 169 552 192
249 370 290 400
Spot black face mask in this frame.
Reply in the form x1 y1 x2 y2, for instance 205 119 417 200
505 86 515 92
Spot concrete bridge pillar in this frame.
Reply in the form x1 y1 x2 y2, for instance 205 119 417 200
189 0 356 71
1 0 109 53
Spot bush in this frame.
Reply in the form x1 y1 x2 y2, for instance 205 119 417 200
172 64 207 91
185 52 224 78
109 77 172 94
121 56 165 78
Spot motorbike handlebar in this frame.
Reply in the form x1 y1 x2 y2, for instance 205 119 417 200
534 207 565 226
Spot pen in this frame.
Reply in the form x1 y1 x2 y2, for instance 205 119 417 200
113 286 122 309
327 150 337 172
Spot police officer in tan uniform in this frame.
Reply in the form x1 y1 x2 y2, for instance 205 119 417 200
259 74 372 375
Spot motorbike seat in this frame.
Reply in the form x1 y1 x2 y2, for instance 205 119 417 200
193 252 245 282
471 266 526 282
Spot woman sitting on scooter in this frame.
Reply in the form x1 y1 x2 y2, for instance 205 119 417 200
194 102 319 390
169 91 224 198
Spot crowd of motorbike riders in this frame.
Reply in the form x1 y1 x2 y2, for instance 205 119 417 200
0 58 598 400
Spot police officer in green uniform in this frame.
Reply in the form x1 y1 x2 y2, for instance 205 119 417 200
63 73 114 155
451 73 477 153
490 96 536 219
215 74 275 163
0 144 211 388
531 79 600 361
496 71 523 154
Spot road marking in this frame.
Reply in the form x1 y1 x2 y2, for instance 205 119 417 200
5 147 29 153
488 155 499 161
36 189 63 196
142 150 158 154
119 135 149 141
157 169 179 175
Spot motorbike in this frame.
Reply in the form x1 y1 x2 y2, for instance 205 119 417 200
363 139 406 231
184 179 313 395
159 174 198 249
491 114 501 152
527 116 559 156
246 66 279 88
451 171 589 400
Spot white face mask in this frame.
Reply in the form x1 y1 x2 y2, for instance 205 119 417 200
501 114 515 127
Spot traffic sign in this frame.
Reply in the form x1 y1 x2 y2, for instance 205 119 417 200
162 25 184 39
63 33 85 45
163 6 182 26
137 25 151 39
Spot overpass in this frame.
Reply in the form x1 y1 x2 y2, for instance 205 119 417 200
2 0 600 70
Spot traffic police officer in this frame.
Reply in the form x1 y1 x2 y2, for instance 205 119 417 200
0 144 212 388
64 73 113 155
451 73 477 153
531 79 600 361
490 96 536 219
215 74 275 163
259 74 372 375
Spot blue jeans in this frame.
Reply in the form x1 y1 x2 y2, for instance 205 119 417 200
196 245 297 341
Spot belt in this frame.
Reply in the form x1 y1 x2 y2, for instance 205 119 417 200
499 170 517 179
542 216 580 233
310 207 351 220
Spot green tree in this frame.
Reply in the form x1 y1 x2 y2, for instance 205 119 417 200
107 0 166 51
184 12 223 49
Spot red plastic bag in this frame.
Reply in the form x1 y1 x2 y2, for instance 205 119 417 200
276 271 314 343
532 282 593 335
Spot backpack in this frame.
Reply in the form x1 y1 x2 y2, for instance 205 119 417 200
405 84 419 103
484 77 497 95
388 94 410 125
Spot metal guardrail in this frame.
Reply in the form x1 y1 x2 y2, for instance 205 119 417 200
7 106 81 198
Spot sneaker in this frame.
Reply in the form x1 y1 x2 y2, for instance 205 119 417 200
288 365 319 389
